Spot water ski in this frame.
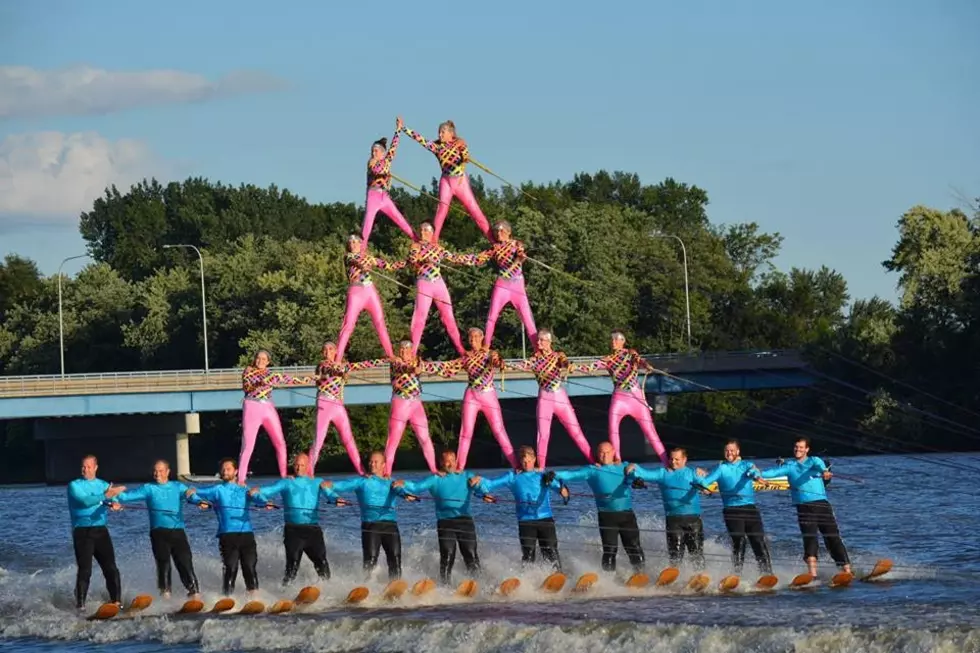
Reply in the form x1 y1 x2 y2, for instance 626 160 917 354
540 572 566 593
790 573 814 588
123 594 153 614
383 579 408 601
268 600 293 614
625 573 649 589
719 575 740 592
861 559 893 582
294 586 320 605
412 578 437 597
571 572 599 593
239 600 265 615
656 567 680 587
755 575 779 590
686 573 710 592
211 598 235 613
456 579 478 598
86 602 120 621
829 571 855 588
346 587 370 604
177 599 205 614
497 578 521 596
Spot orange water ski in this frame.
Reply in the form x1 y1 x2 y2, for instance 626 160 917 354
294 586 320 605
755 575 778 590
177 599 204 614
346 587 370 604
497 578 521 596
719 575 740 592
655 567 680 587
572 572 599 593
456 579 478 598
625 573 650 589
124 594 153 614
383 579 408 601
412 578 437 597
540 572 567 593
211 598 235 613
686 573 710 592
268 600 293 614
790 573 814 588
87 602 120 621
829 571 855 588
239 600 265 615
861 559 893 581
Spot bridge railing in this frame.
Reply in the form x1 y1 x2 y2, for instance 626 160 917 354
0 349 803 399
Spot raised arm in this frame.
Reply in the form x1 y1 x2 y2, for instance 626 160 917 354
402 126 438 152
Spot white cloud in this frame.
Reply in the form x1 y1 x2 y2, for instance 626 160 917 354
0 65 286 119
0 131 166 223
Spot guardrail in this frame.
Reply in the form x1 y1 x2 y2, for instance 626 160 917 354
0 349 803 399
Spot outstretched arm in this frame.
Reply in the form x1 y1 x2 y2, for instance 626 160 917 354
403 126 438 153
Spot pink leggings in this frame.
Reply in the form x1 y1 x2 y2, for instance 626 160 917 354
484 276 537 347
536 388 594 468
411 278 465 355
362 189 416 243
433 175 492 242
385 396 438 475
309 396 364 476
336 284 394 361
457 388 517 470
609 387 668 465
239 400 288 484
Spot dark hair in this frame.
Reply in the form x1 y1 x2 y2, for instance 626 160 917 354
218 457 237 470
518 445 535 459
724 439 740 448
795 437 811 448
671 447 688 457
373 137 388 149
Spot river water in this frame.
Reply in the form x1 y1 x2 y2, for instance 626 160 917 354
1 453 979 652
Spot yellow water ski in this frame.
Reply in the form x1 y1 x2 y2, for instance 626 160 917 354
655 567 680 587
572 572 599 593
719 575 740 592
211 598 235 613
268 600 293 614
829 571 855 588
625 572 650 589
790 573 814 588
412 578 437 597
239 600 265 615
294 586 320 605
497 578 521 596
87 602 120 621
346 587 370 604
860 558 893 581
383 579 408 601
755 575 778 590
177 599 204 614
686 573 710 592
540 572 566 593
456 579 478 598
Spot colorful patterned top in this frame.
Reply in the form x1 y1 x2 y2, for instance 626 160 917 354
574 348 651 392
315 358 388 401
405 241 480 282
346 250 404 285
476 239 527 279
367 131 400 191
448 348 504 392
242 367 308 401
402 127 469 177
511 350 571 392
389 357 457 400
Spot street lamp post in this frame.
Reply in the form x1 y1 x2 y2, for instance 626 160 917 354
163 244 209 374
651 231 692 350
58 254 92 378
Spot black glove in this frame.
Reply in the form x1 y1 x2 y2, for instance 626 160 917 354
631 478 646 490
542 471 556 487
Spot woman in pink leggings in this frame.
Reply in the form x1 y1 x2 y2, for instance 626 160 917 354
574 331 668 465
384 340 456 475
362 116 416 243
239 350 311 484
474 220 538 347
401 118 493 243
508 330 595 468
336 234 400 362
448 327 518 471
309 341 388 476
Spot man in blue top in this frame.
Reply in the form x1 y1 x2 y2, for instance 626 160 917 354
469 445 570 572
320 451 417 580
110 459 202 599
67 454 124 609
695 440 772 575
756 437 850 577
249 452 338 586
186 458 270 597
393 450 490 585
555 441 644 572
626 447 706 570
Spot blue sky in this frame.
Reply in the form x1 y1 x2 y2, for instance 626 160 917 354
1 0 977 302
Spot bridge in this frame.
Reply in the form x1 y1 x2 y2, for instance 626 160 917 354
0 349 814 483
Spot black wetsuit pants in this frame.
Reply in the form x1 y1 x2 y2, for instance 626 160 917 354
362 521 401 579
150 527 199 595
437 516 480 584
73 526 121 608
283 523 330 585
722 505 772 574
597 510 645 572
796 500 850 567
218 532 259 594
665 515 705 569
518 518 561 571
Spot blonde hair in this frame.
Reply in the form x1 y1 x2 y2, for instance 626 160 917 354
438 120 457 139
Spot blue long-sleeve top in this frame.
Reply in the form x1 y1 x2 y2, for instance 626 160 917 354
400 471 483 520
555 463 633 513
67 478 111 528
756 456 828 505
188 482 268 536
628 465 702 516
253 476 331 526
697 460 757 508
113 481 193 530
477 470 564 521
320 475 406 523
